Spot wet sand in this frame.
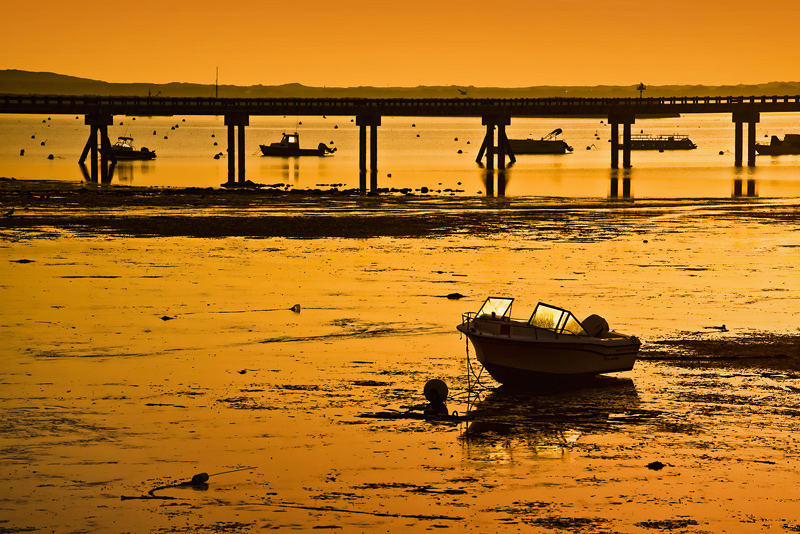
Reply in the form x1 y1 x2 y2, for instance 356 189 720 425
1 178 800 533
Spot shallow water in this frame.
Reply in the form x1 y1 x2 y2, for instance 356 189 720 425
2 113 800 197
1 195 799 532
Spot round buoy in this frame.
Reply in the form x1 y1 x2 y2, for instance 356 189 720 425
189 472 209 485
47 154 54 160
424 379 448 403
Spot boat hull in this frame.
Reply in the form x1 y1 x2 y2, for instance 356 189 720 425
110 150 156 161
755 145 800 155
259 145 328 157
629 140 696 150
508 139 572 154
457 320 639 385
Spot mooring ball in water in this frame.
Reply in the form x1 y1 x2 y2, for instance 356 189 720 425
424 379 448 404
190 472 210 485
290 304 301 313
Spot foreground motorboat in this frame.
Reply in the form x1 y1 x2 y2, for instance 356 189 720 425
260 132 336 157
457 297 640 385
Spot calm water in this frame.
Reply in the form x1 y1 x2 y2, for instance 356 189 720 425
2 112 800 197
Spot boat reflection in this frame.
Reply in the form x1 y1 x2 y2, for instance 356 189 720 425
79 160 153 185
461 377 640 460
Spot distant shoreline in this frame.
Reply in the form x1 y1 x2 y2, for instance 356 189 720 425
2 69 799 100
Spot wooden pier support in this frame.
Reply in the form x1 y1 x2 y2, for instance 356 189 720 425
476 115 514 169
356 114 381 192
732 110 759 167
224 114 249 185
609 114 635 169
79 113 115 183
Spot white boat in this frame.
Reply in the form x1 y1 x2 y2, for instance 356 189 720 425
457 297 640 385
107 136 156 160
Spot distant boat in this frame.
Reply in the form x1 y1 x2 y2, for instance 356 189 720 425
508 128 573 154
259 132 336 157
627 133 697 150
107 136 156 160
755 134 800 155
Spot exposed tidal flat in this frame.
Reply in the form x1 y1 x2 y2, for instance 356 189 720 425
1 179 800 533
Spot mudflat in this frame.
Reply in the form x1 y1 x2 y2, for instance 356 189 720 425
1 178 799 533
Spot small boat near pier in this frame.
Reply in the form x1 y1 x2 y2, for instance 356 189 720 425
107 136 156 160
457 297 640 385
508 128 573 154
627 133 697 150
755 134 800 155
260 132 336 157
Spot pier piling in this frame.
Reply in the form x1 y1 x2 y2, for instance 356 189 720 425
224 114 249 184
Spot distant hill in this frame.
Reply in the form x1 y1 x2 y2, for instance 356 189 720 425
2 69 799 99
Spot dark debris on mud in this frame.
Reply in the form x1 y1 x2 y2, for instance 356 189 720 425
641 333 800 371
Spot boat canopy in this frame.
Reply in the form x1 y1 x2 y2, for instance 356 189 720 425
528 303 588 336
476 297 513 319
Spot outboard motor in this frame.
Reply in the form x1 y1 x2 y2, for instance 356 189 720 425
318 143 337 154
582 314 610 337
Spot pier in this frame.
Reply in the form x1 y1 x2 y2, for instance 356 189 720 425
2 94 799 187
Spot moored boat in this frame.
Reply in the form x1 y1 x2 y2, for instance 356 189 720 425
260 132 336 157
755 134 800 155
627 133 697 150
108 136 156 160
508 128 573 154
457 297 640 385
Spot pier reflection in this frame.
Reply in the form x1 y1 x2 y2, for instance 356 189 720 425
480 166 509 197
609 169 632 199
80 161 154 185
461 377 640 460
733 168 758 197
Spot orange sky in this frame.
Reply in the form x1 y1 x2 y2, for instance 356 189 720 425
3 0 798 87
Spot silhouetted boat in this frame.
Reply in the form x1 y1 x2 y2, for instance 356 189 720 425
508 128 573 154
627 133 697 150
755 134 800 155
259 132 336 157
108 136 156 160
457 297 640 385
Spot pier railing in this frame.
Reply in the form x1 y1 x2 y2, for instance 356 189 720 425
2 94 800 117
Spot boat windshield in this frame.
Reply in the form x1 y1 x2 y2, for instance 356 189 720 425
528 303 587 336
476 297 513 319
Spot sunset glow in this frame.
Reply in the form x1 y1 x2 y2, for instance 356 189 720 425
3 0 798 87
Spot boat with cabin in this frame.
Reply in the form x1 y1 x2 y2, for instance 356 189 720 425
457 297 640 385
508 128 573 154
627 133 697 150
755 134 800 155
107 136 156 160
260 132 336 157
